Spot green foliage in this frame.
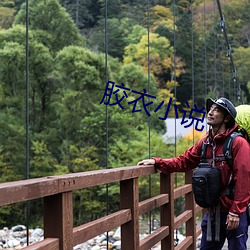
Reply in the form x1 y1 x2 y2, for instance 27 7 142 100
30 141 56 177
0 0 249 229
234 46 250 102
14 0 84 52
0 7 15 29
61 0 101 29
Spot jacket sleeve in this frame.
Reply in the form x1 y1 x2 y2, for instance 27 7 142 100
153 139 203 174
229 136 250 215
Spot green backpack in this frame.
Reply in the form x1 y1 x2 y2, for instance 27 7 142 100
235 105 250 142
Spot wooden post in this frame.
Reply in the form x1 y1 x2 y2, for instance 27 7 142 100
120 178 139 250
160 173 174 250
185 171 196 250
44 192 73 250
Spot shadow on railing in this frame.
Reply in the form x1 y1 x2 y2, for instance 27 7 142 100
0 165 204 250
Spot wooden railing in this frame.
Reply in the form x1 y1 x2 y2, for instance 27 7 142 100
0 165 203 250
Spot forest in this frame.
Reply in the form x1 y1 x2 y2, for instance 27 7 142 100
0 0 249 228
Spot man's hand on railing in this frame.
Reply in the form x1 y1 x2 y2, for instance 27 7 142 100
137 159 155 166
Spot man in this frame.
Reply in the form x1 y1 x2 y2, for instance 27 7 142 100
138 97 250 250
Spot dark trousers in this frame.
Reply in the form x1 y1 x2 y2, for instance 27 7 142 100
200 210 249 250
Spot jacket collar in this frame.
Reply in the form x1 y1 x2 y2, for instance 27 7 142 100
206 124 239 143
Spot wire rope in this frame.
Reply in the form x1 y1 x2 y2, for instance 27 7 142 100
215 0 242 104
191 0 195 145
172 0 179 245
213 0 217 96
203 0 209 133
147 0 152 234
204 0 207 99
25 0 30 245
104 0 109 248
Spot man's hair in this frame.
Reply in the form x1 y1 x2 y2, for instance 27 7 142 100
222 109 235 128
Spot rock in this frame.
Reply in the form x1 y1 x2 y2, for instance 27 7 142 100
7 239 20 247
91 245 101 250
30 228 43 238
113 227 120 240
11 226 26 232
107 231 114 237
0 230 7 238
95 234 106 243
113 240 121 249
108 236 116 243
0 224 188 249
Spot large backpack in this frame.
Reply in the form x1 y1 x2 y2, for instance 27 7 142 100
235 105 250 141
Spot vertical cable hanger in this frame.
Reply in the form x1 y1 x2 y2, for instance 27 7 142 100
204 0 207 99
203 0 208 132
216 0 242 104
213 0 217 96
25 0 30 246
104 0 109 248
191 0 195 145
203 0 209 133
147 0 152 234
172 0 179 246
173 0 177 159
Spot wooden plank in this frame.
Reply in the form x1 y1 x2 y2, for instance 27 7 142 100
161 173 174 250
185 171 196 250
175 236 193 250
0 165 156 206
120 178 140 250
174 210 192 229
139 194 169 215
174 184 192 199
140 226 169 250
44 192 73 250
57 165 156 192
73 209 131 245
0 177 59 206
195 204 203 213
22 238 59 250
196 226 202 237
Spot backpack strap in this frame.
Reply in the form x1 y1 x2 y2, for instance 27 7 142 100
223 132 242 169
200 142 208 163
223 132 243 200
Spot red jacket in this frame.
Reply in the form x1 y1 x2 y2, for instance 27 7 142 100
154 124 250 216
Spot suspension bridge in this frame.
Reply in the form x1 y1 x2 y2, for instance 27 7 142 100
0 0 249 249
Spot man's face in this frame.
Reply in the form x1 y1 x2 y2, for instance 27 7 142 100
207 104 226 127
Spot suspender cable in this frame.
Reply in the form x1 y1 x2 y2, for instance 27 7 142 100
213 0 217 95
173 1 177 157
104 0 109 248
173 0 179 245
147 0 152 234
191 0 195 145
216 0 242 104
203 0 209 133
220 38 225 96
25 0 30 245
204 0 207 99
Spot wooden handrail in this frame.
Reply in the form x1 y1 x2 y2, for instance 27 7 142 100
0 165 203 250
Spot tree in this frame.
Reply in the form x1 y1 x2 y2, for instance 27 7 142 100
234 46 250 102
14 0 84 52
0 6 15 29
61 0 101 29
